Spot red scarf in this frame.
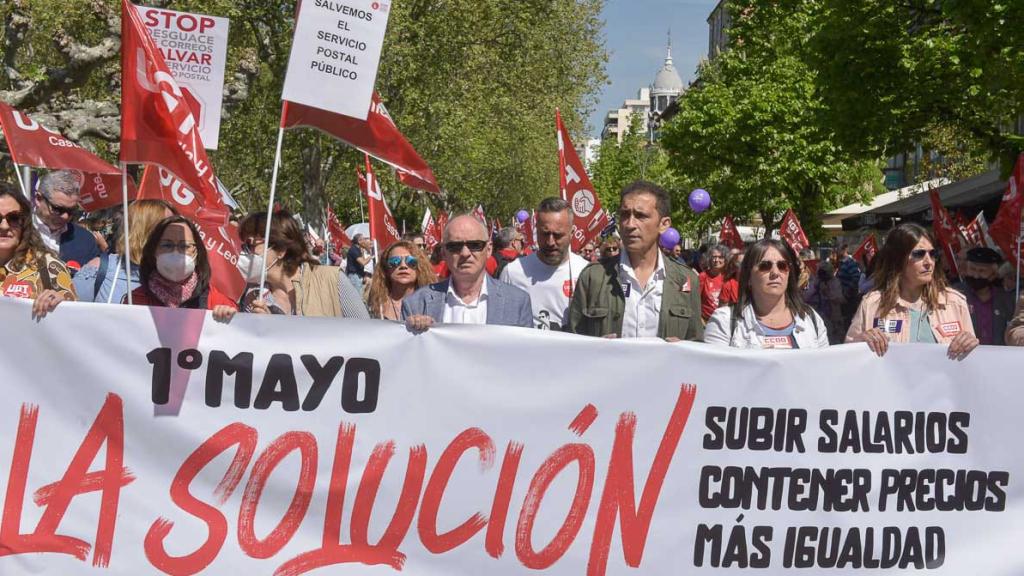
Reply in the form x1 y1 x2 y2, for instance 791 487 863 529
148 272 198 308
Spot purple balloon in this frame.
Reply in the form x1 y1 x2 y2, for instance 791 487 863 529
688 188 712 213
515 210 530 224
659 227 681 250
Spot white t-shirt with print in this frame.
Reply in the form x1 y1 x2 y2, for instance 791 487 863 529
500 252 589 330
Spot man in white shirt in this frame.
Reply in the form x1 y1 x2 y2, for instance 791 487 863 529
403 214 532 330
500 197 588 330
567 181 703 341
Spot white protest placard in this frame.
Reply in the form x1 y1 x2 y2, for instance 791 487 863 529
0 298 1022 574
135 5 230 149
282 0 392 120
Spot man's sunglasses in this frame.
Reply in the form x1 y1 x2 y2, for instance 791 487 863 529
42 196 79 217
756 259 790 273
0 211 24 228
910 249 940 261
386 255 418 269
445 240 487 253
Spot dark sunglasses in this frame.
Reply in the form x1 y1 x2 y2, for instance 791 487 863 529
445 240 487 253
42 196 79 217
386 255 418 269
0 211 24 228
756 259 790 273
909 249 940 261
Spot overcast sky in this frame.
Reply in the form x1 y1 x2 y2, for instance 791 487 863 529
587 0 719 138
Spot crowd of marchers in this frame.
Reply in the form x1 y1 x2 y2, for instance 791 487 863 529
3 170 1023 355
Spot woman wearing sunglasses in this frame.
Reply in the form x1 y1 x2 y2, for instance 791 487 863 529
0 185 76 319
847 223 977 359
236 211 369 318
704 239 829 349
366 241 437 320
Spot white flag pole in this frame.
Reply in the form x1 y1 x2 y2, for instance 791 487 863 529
259 107 288 301
1015 232 1021 303
11 162 29 199
120 162 133 305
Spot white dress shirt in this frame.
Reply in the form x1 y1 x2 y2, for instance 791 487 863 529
618 251 665 338
33 214 62 254
443 278 489 325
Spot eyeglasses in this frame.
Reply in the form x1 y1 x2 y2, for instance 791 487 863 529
414 242 426 250
756 259 790 273
386 255 418 269
909 249 940 261
157 241 198 254
0 211 24 228
445 240 487 253
41 196 79 218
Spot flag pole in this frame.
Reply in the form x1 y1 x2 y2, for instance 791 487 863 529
11 162 28 199
1016 232 1021 303
259 105 288 301
120 162 133 305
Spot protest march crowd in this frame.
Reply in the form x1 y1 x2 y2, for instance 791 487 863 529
4 171 1022 356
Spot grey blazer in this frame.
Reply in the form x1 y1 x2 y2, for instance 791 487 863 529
401 275 533 328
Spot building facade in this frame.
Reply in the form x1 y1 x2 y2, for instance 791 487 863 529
601 35 685 143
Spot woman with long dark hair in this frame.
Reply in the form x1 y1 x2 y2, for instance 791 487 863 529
366 240 436 320
704 239 828 349
0 184 75 318
847 223 977 359
126 215 237 315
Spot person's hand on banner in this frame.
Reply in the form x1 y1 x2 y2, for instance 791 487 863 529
947 332 979 361
31 289 65 320
212 305 237 323
406 314 434 333
602 333 618 339
249 300 271 315
862 327 889 357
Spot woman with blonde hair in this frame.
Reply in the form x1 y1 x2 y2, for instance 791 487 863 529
74 199 175 303
847 223 977 360
366 240 437 320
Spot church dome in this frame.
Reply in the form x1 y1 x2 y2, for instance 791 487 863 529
652 39 684 93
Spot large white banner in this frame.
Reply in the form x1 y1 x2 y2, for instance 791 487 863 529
0 298 1021 575
135 5 230 149
282 0 391 120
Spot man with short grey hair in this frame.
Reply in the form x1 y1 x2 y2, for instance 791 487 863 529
33 169 100 274
403 214 532 330
500 197 588 330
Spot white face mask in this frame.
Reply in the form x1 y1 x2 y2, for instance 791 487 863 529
237 252 266 284
156 253 196 283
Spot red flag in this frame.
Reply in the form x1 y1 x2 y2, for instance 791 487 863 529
359 156 401 251
556 110 608 252
990 154 1024 267
137 165 245 300
421 209 441 252
778 209 810 253
325 205 351 248
78 172 139 213
929 190 965 277
718 215 745 250
960 212 993 249
852 235 879 268
119 0 229 220
472 204 486 224
282 95 439 194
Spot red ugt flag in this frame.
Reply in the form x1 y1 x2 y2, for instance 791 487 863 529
556 110 608 252
718 215 745 250
852 235 879 267
421 208 441 252
282 94 440 194
359 156 401 251
779 209 810 253
0 102 137 212
325 205 351 248
929 190 965 277
990 154 1024 266
960 212 993 249
119 0 228 221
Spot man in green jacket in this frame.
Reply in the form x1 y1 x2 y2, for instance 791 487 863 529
568 180 703 341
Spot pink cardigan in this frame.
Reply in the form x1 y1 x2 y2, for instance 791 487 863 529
846 288 974 344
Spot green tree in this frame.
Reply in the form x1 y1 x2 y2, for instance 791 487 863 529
805 0 1024 168
659 0 882 241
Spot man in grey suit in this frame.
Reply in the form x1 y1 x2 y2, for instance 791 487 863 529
403 214 533 330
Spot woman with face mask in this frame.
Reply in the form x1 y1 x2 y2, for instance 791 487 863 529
847 223 978 360
125 216 237 319
236 210 370 318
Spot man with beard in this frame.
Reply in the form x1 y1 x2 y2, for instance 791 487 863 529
500 198 588 330
952 247 1016 345
568 181 703 341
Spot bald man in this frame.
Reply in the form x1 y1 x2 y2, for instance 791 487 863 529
403 214 533 330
